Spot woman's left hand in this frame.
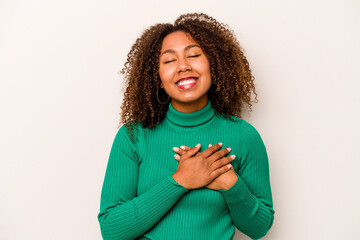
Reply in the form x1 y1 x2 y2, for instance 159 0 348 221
173 144 238 190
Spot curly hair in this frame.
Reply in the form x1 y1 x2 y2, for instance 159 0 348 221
118 12 258 142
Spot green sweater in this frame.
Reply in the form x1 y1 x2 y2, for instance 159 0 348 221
98 100 275 240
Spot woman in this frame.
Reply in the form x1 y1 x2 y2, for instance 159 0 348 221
98 12 275 240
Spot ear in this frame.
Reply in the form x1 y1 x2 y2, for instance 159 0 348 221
160 83 164 88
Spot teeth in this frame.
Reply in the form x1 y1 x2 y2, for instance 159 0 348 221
177 79 196 86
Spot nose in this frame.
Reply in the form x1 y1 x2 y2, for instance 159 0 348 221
177 57 191 72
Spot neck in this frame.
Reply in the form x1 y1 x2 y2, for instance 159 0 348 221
165 99 215 127
170 95 208 113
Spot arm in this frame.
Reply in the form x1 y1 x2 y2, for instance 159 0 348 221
219 121 275 239
97 126 189 240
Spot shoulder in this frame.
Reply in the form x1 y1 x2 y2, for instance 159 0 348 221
237 120 267 154
219 115 265 148
110 122 140 162
217 114 259 134
117 120 147 140
114 121 143 148
239 119 262 139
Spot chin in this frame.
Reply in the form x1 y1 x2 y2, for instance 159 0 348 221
172 94 208 104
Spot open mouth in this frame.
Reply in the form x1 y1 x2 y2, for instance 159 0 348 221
176 77 198 89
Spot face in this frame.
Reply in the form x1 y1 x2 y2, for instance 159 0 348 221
158 31 212 111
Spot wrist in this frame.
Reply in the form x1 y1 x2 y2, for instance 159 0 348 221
221 175 238 190
172 173 189 190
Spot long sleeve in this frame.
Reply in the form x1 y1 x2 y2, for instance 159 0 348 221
97 126 189 240
219 121 275 239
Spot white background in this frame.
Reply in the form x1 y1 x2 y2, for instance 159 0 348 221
1 0 359 239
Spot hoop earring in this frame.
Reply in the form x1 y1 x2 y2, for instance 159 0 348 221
156 88 170 104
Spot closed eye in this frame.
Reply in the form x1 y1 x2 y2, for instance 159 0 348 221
164 55 200 64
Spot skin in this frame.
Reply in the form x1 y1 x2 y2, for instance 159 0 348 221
159 31 238 190
174 144 238 190
171 143 236 190
158 30 212 113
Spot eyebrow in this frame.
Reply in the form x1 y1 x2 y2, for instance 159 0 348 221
159 44 201 58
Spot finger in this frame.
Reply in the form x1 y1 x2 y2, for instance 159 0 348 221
180 145 191 150
210 155 236 171
207 147 232 164
181 143 201 158
172 147 187 156
200 142 223 158
209 163 233 179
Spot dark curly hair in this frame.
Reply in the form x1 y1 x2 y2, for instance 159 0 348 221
118 12 258 142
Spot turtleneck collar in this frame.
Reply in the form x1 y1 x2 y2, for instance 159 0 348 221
165 100 215 127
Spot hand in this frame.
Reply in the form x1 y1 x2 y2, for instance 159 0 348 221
171 143 235 190
173 144 238 190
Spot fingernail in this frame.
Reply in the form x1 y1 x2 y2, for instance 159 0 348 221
195 143 201 148
174 154 180 160
230 155 236 159
180 146 185 150
173 147 179 151
227 164 232 169
208 144 212 147
227 147 231 152
219 142 223 147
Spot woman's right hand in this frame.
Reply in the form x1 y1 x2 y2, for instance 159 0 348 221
171 143 235 190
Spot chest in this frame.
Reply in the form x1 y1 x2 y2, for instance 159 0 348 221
136 129 242 196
